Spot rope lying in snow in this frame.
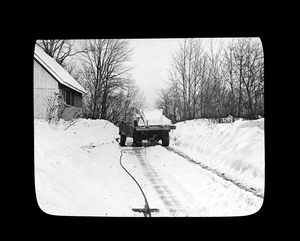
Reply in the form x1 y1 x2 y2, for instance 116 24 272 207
64 118 81 131
119 149 152 217
81 141 114 149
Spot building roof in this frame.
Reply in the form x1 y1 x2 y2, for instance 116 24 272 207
34 45 87 94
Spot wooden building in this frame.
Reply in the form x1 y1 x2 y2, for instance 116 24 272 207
34 45 86 120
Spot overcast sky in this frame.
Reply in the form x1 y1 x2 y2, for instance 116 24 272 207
129 39 181 109
128 38 235 109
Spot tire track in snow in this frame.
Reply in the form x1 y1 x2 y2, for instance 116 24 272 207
165 146 264 199
119 148 154 217
133 148 189 216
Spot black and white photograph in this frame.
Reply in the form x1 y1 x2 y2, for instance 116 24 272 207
33 38 264 217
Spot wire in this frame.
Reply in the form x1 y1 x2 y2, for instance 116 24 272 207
119 149 152 217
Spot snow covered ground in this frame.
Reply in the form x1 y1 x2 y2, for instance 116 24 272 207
34 119 140 216
34 117 264 216
169 118 265 195
120 143 262 216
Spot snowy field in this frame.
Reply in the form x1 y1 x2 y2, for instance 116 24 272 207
34 117 264 216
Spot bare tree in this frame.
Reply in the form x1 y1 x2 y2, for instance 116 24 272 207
230 38 264 119
204 39 225 119
36 40 82 68
242 38 264 119
106 80 145 124
77 39 133 120
166 39 208 120
223 40 237 118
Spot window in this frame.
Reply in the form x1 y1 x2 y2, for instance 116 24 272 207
65 88 74 106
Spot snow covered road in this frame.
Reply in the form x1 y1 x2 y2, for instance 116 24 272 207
120 139 263 217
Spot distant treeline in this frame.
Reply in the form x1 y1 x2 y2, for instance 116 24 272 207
155 38 264 123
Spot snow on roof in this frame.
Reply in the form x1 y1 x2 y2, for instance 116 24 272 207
34 45 87 94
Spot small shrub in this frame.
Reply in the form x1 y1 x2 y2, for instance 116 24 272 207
45 92 60 128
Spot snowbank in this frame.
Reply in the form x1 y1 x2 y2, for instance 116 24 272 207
170 118 265 194
34 119 143 216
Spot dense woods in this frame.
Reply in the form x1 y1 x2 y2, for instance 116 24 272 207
155 38 264 123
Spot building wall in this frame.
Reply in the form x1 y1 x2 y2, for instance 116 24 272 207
74 91 82 108
34 60 59 119
34 59 83 120
58 84 83 120
59 84 82 108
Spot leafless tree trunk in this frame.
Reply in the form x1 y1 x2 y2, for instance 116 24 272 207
165 39 208 121
231 38 264 119
223 41 236 117
77 39 133 119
